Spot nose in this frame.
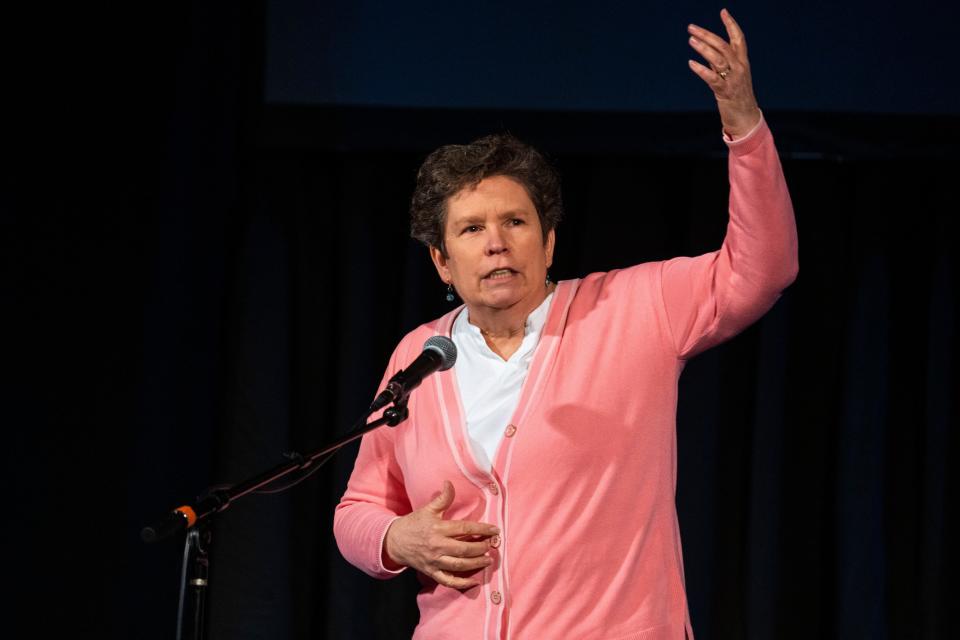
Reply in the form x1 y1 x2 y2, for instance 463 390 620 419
484 225 508 256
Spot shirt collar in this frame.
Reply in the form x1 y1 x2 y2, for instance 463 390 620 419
455 291 555 339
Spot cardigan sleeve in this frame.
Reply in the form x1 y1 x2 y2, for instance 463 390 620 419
658 113 799 360
333 344 414 579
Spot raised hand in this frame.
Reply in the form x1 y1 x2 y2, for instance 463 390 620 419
687 8 761 139
383 480 500 590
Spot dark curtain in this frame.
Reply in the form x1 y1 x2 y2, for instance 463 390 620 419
8 2 956 639
190 131 956 640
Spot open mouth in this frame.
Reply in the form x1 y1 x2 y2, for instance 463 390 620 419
483 268 517 281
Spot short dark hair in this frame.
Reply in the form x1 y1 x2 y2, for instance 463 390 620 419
410 133 562 254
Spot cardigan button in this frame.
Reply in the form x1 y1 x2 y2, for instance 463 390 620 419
487 482 499 495
504 424 517 437
490 590 502 605
490 535 501 548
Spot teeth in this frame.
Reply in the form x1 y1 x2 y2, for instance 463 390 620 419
487 269 512 278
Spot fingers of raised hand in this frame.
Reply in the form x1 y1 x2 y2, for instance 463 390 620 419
720 9 748 57
688 35 730 74
687 59 726 92
687 23 735 63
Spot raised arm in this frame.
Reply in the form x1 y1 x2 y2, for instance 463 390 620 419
659 10 799 360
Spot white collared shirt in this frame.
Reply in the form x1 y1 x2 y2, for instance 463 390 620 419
451 292 555 471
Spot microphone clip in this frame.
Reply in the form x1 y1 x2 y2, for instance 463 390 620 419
382 397 409 427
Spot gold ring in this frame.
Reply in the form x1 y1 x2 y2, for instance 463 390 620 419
718 69 729 79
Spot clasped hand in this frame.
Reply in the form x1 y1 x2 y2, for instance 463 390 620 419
384 480 500 590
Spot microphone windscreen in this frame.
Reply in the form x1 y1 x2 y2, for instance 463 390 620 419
423 335 457 371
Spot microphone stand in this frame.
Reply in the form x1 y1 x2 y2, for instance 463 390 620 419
142 398 410 640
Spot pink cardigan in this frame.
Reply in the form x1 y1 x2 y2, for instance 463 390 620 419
334 118 798 640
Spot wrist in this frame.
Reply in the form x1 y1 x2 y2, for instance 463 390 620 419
374 515 407 575
722 106 761 140
381 519 405 571
382 549 405 571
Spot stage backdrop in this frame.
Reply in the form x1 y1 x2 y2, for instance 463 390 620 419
266 0 959 114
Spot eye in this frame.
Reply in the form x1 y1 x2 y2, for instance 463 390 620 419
462 225 481 234
509 218 524 226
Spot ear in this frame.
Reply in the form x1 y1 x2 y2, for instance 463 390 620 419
429 245 452 284
544 228 556 269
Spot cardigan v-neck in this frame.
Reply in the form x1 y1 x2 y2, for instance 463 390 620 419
451 291 555 471
435 284 576 488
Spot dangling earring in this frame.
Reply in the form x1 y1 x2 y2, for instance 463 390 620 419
446 283 456 302
545 272 552 286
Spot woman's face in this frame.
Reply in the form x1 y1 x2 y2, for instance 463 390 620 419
430 175 555 315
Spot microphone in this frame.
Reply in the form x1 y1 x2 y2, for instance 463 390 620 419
370 336 457 412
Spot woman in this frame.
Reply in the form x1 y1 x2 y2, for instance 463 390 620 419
335 10 798 639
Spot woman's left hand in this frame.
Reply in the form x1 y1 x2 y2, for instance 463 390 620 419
687 8 761 139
